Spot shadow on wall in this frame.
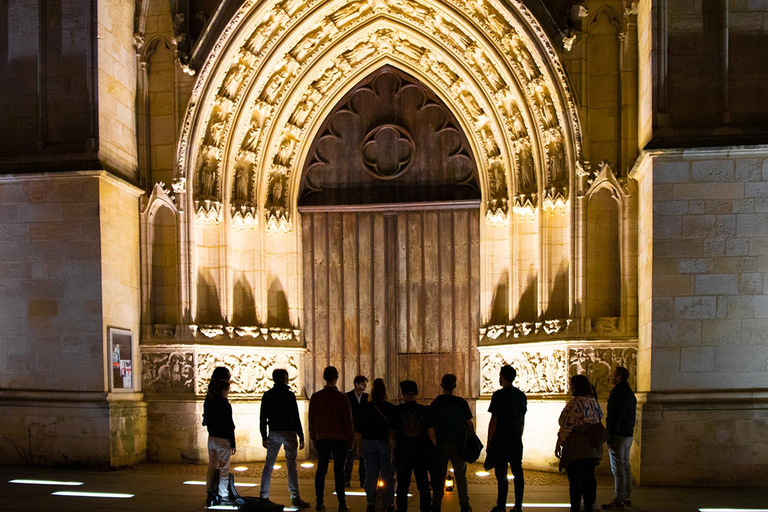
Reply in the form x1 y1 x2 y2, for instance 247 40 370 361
517 273 538 322
268 276 292 327
196 268 223 325
490 272 509 324
544 265 569 319
232 275 257 326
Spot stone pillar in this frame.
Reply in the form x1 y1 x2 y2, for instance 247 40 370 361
0 172 146 467
632 147 768 486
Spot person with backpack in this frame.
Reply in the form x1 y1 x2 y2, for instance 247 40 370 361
260 368 311 509
429 374 474 512
487 365 527 512
309 366 354 512
355 378 396 512
204 377 236 506
390 380 435 512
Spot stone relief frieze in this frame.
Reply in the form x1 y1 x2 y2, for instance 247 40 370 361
481 348 568 395
196 350 301 395
178 0 585 230
479 343 637 397
569 347 637 395
142 351 195 394
479 319 571 344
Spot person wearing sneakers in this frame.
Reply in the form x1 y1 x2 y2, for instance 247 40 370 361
601 367 636 510
203 377 236 506
260 368 310 509
309 366 354 512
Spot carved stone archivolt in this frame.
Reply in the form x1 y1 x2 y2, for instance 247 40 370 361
141 345 305 396
478 342 637 397
178 0 584 229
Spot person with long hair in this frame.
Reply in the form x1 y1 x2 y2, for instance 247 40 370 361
355 378 396 512
204 378 236 506
555 375 605 512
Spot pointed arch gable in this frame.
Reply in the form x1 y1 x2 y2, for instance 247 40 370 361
177 0 584 231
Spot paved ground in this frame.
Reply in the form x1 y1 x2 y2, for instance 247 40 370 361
1 462 766 512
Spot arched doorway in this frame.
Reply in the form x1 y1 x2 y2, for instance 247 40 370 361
298 67 481 399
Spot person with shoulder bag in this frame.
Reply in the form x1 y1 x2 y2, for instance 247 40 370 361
355 378 396 512
555 375 607 512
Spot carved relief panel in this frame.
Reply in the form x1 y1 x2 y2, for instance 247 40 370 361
479 342 637 397
141 346 305 396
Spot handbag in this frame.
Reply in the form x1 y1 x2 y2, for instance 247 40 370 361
575 421 609 448
462 430 484 463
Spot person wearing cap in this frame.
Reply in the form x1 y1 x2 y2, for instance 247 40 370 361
389 380 436 512
430 373 475 512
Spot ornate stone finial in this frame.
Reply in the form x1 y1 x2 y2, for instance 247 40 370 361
562 30 577 52
133 32 145 52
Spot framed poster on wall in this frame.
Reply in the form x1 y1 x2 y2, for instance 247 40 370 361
108 327 134 391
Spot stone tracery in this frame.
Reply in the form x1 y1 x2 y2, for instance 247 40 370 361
178 0 583 229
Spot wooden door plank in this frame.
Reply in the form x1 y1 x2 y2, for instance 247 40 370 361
423 210 439 355
328 212 344 383
396 213 409 356
407 212 423 356
358 212 373 381
373 214 388 381
453 209 470 394
438 210 454 355
342 213 359 390
313 213 329 393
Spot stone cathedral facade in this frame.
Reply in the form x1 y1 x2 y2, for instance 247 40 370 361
0 0 766 486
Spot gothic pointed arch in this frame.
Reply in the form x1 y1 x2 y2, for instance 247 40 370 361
176 0 584 230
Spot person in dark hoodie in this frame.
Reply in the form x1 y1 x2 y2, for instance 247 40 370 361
204 378 237 506
601 367 637 510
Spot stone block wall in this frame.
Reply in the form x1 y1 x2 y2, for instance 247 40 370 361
0 172 146 467
633 147 768 485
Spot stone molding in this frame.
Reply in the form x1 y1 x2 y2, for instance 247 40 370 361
0 170 144 196
146 324 302 346
479 317 633 345
478 340 637 397
140 344 305 397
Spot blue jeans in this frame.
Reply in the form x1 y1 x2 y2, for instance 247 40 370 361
608 436 632 502
362 439 394 506
261 431 300 499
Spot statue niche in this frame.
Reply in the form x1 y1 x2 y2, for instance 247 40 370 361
299 66 480 207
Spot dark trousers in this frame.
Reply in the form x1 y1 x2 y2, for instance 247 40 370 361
395 449 431 512
315 439 348 505
493 445 525 509
344 438 366 486
565 458 599 512
430 445 470 510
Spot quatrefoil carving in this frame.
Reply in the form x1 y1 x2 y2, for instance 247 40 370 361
361 124 414 180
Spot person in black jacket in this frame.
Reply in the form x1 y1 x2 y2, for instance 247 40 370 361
430 374 474 512
204 378 236 506
344 375 368 487
601 367 637 510
355 378 396 512
260 369 310 508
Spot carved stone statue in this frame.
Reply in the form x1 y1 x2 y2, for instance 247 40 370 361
330 0 373 28
198 159 216 198
549 139 565 183
222 63 246 99
233 166 250 202
519 146 535 192
208 119 226 147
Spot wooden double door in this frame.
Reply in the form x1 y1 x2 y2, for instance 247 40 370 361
301 207 480 400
